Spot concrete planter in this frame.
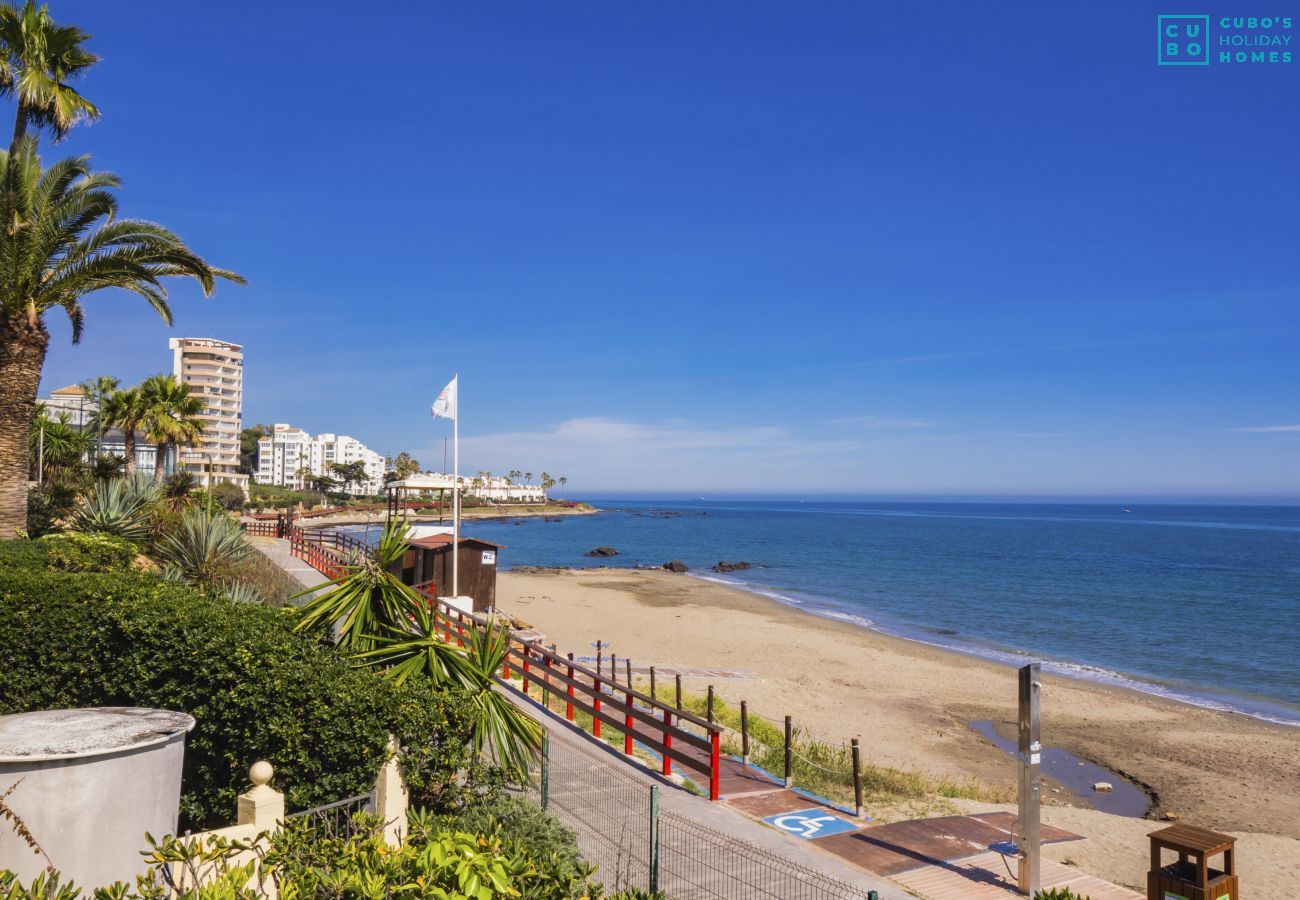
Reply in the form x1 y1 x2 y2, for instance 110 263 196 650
0 707 195 888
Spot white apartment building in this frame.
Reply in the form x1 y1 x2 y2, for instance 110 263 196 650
41 384 95 429
170 337 247 493
255 423 386 495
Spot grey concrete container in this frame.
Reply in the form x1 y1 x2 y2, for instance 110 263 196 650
0 707 195 887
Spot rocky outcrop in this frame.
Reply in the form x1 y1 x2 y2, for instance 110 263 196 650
585 546 619 557
712 561 752 573
663 560 689 573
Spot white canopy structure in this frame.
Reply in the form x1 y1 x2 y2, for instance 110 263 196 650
385 474 459 492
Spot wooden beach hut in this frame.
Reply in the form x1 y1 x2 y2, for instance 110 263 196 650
402 534 504 614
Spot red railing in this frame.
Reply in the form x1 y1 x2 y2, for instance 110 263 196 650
271 528 726 801
412 582 725 801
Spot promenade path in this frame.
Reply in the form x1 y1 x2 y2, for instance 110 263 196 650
260 527 1143 899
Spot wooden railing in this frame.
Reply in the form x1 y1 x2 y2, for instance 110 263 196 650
412 581 725 801
266 526 727 801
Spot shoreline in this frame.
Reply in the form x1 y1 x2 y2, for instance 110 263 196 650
680 569 1300 729
495 566 1300 895
295 503 600 529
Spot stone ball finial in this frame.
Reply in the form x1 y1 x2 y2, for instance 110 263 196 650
249 760 274 786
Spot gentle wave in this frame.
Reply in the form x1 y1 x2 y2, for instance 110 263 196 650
687 571 1300 729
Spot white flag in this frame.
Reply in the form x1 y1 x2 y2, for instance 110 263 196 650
431 376 457 420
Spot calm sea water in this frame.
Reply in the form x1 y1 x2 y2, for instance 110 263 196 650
355 501 1300 725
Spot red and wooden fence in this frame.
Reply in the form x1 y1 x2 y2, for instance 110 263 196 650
412 581 725 801
247 523 727 802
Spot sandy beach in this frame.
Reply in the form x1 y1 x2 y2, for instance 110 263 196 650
497 568 1300 897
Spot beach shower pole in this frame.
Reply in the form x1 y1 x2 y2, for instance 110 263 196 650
782 715 794 787
851 737 863 818
1017 663 1042 895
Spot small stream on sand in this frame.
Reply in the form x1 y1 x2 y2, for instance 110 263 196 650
970 720 1149 817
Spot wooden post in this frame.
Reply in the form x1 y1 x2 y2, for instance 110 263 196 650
593 666 602 739
783 715 793 789
649 666 657 702
541 649 551 710
661 709 673 776
706 685 715 724
740 701 750 765
566 653 575 721
675 673 682 710
851 737 863 818
611 652 618 685
1017 663 1042 895
625 658 632 687
522 645 531 696
595 640 603 679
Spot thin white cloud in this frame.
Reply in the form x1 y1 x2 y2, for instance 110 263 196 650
1226 425 1300 433
827 415 936 428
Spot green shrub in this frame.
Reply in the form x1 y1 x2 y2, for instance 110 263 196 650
1035 890 1093 900
153 504 251 584
0 556 473 830
0 539 52 571
209 481 246 511
437 793 586 881
38 531 138 573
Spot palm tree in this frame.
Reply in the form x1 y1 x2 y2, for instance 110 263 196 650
558 476 567 497
0 141 243 537
78 373 117 455
141 374 205 484
99 386 149 478
0 1 100 158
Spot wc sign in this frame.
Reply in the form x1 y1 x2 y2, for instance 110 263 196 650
1159 15 1210 65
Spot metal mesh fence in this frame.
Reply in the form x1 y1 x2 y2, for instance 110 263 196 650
523 736 871 899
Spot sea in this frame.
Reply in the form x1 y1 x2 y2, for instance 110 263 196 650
350 500 1300 726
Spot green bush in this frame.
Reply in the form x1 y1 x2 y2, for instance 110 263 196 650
38 531 138 573
1035 889 1092 900
0 553 474 830
437 793 587 883
0 539 52 571
208 481 246 511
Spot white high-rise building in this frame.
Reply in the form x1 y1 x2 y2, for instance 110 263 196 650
170 337 247 493
255 423 386 495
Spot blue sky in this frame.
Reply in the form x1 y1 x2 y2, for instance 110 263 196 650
32 1 1300 499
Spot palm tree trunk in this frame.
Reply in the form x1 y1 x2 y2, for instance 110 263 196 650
123 429 137 477
8 107 27 163
0 312 50 538
153 442 168 484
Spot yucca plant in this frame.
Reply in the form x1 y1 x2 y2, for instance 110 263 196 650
153 504 251 585
67 474 157 543
293 518 427 654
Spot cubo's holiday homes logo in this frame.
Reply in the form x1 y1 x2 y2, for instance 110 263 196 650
1158 14 1294 65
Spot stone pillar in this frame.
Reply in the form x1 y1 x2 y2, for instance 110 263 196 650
374 736 409 846
237 760 284 830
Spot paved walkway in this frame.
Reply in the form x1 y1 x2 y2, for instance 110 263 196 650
506 684 908 898
247 535 333 603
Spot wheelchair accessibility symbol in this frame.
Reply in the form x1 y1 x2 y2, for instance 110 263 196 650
762 807 858 840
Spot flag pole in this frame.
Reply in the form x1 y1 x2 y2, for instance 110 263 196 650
452 373 460 600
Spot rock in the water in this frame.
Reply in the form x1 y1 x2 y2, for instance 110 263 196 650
1093 781 1114 793
585 546 619 557
712 561 752 572
663 560 689 573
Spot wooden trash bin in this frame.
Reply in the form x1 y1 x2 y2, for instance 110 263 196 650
1147 823 1238 900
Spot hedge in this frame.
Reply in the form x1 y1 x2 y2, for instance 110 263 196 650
0 541 476 830
38 531 139 573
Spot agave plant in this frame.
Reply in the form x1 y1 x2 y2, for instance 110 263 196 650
293 518 427 654
67 475 158 543
153 504 252 585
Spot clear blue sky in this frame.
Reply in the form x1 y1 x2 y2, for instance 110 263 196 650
32 1 1300 499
